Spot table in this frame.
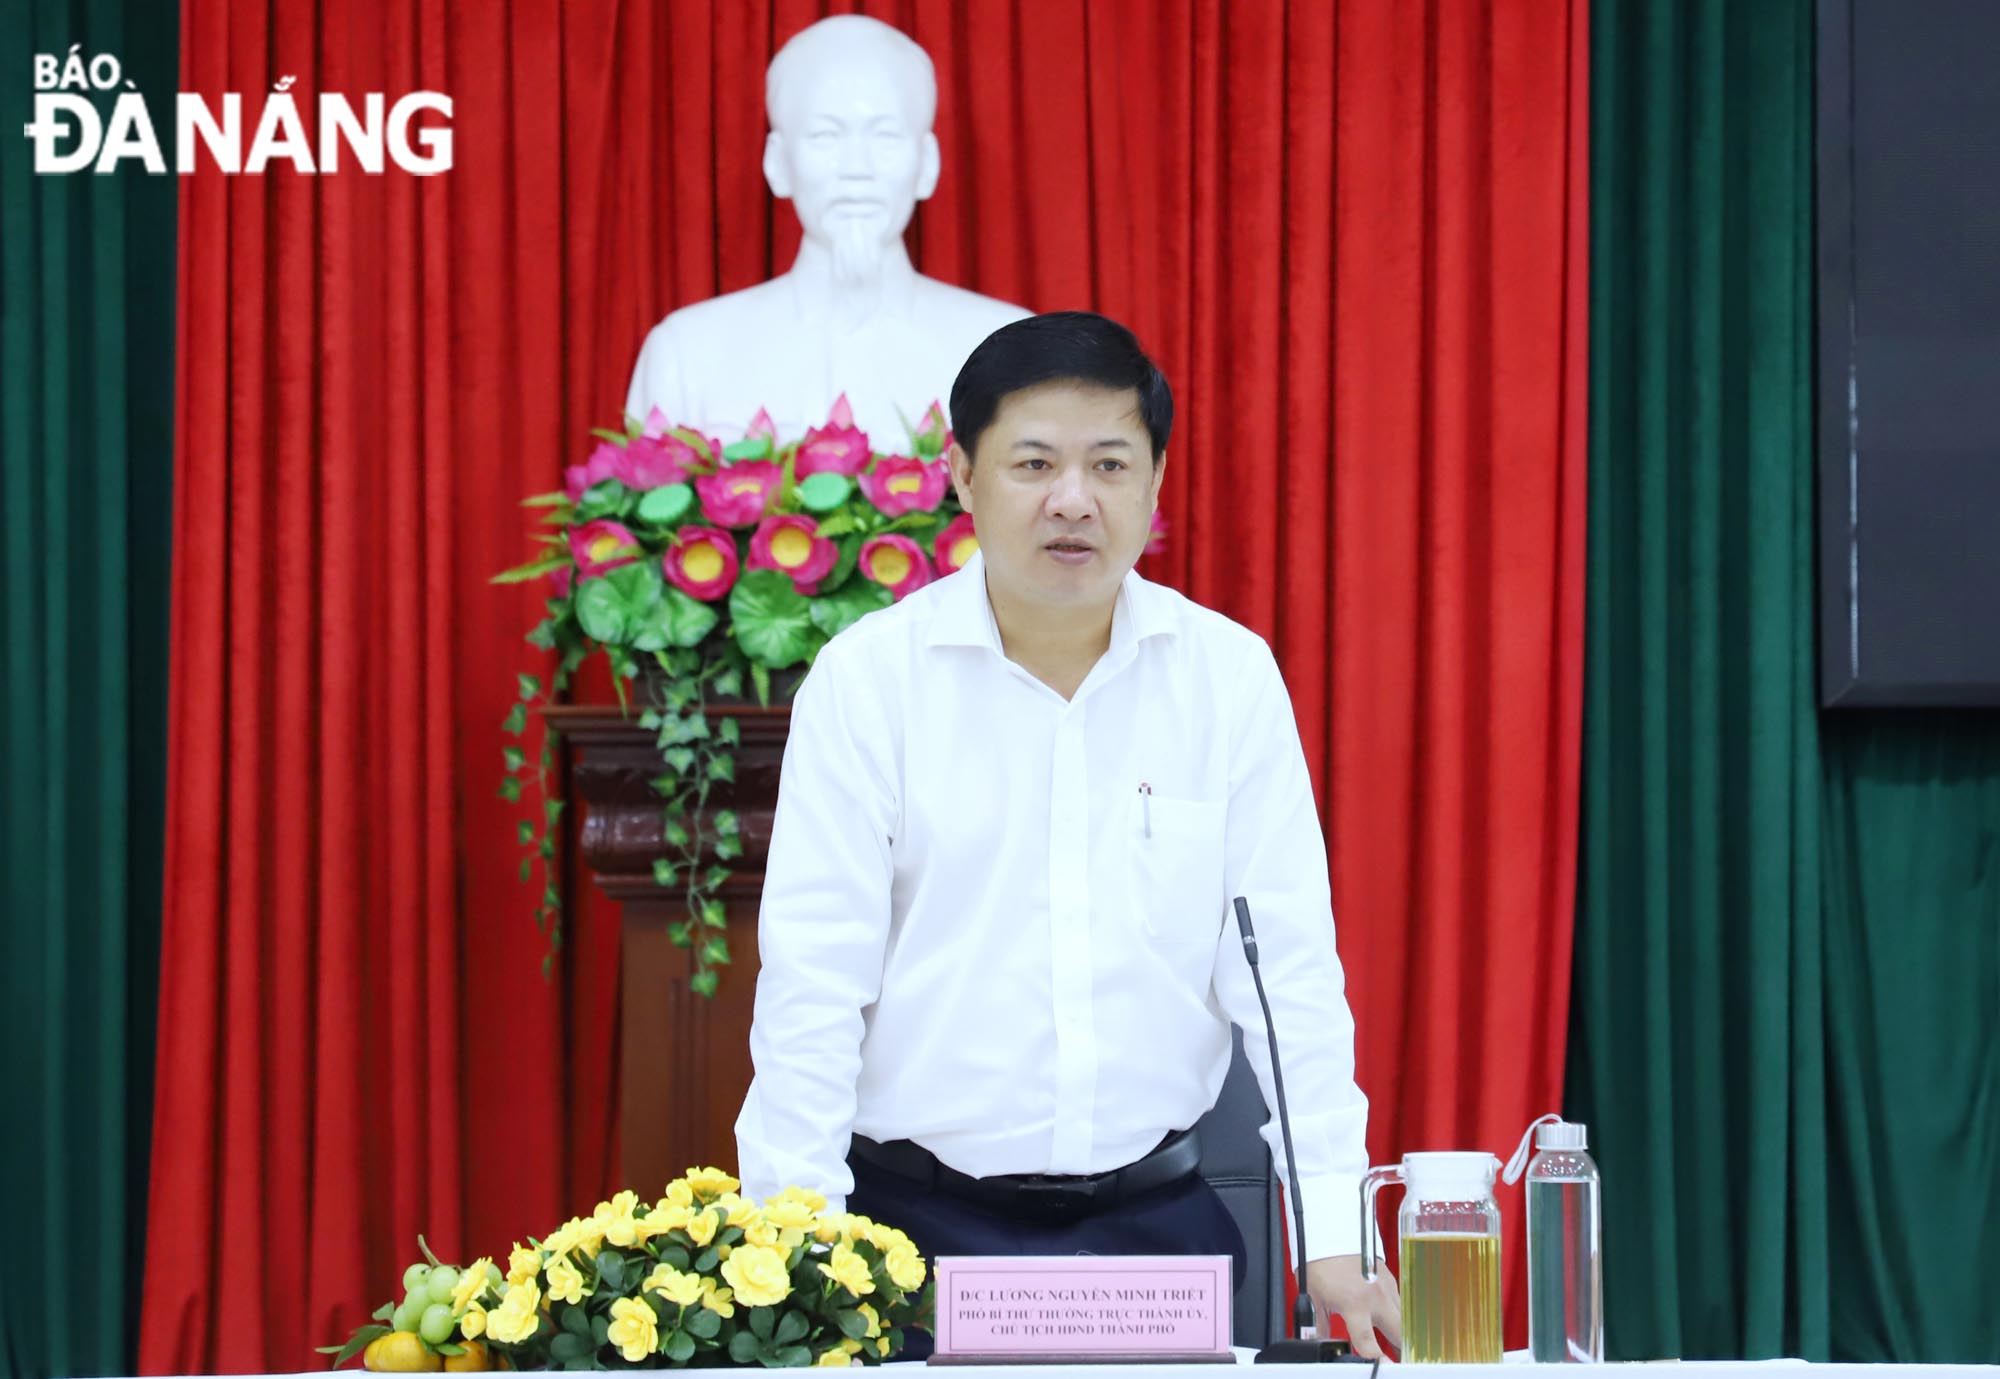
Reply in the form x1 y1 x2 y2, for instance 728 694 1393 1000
162 1364 2000 1379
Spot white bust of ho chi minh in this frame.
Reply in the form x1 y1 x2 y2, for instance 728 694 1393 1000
624 15 1030 447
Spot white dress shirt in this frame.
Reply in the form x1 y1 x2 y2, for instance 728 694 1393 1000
734 551 1371 1264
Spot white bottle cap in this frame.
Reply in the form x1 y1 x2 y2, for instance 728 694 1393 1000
1504 1114 1588 1183
1536 1120 1587 1151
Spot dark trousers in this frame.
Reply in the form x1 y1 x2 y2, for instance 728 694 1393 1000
845 1150 1248 1360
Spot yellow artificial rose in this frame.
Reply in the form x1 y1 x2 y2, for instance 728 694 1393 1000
636 1200 693 1240
884 1241 926 1292
597 1190 642 1247
688 1206 723 1248
648 1264 704 1308
716 1244 732 1260
841 1338 865 1356
713 1193 758 1228
742 1216 779 1248
876 1337 891 1358
606 1296 659 1364
683 1166 740 1199
452 1258 494 1314
840 1214 876 1246
856 1303 881 1339
548 1215 607 1258
817 1243 875 1297
768 1191 824 1239
458 1301 487 1341
484 1280 540 1346
664 1179 695 1208
506 1244 541 1287
765 1197 818 1233
815 1348 853 1368
544 1252 587 1306
813 1213 846 1245
699 1278 736 1318
719 1243 792 1307
770 1185 828 1215
596 1189 640 1221
565 1215 608 1257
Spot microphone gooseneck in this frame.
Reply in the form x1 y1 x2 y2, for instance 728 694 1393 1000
1236 897 1366 1365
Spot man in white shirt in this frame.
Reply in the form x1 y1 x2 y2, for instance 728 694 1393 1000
735 311 1402 1357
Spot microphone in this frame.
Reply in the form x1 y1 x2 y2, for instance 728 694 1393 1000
1236 896 1368 1366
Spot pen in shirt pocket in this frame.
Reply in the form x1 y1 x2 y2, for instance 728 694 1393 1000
1139 781 1152 837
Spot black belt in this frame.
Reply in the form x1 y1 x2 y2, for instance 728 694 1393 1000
848 1128 1203 1224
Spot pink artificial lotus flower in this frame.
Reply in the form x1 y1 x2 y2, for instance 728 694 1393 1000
663 526 740 602
748 514 839 595
859 454 949 517
795 393 871 478
614 431 703 491
550 564 574 598
695 461 782 529
745 407 779 444
913 399 951 456
564 440 625 501
934 513 979 576
1145 508 1168 556
569 519 642 577
860 534 934 602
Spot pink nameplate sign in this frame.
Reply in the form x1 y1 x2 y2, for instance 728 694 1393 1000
930 1255 1234 1365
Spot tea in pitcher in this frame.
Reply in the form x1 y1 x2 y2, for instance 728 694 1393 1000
1400 1232 1501 1363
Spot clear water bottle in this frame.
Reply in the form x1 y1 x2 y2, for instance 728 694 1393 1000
1503 1115 1603 1362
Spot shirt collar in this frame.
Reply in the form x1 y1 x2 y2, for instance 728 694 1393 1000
924 549 1178 654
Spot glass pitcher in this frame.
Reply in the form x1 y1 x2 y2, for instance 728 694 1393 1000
1361 1151 1503 1363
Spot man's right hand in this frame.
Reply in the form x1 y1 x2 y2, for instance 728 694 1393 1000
1305 1254 1402 1360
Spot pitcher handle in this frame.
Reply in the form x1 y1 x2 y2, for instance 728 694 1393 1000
1359 1164 1404 1281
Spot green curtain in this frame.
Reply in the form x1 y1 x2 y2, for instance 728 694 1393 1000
0 2 176 1376
1819 713 2000 1362
1572 0 2000 1363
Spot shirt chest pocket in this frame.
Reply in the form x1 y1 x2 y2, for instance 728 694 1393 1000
1129 791 1229 944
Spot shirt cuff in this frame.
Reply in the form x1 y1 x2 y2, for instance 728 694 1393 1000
1288 1171 1369 1271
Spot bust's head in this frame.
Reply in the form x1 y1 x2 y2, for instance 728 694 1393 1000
762 16 942 283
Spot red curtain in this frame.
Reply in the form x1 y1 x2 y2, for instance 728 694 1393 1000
141 1 1585 1370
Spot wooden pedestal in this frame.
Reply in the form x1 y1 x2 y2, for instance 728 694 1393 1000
542 702 790 1192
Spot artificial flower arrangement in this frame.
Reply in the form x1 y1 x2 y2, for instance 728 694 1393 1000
325 1169 933 1371
493 396 978 991
496 394 1167 992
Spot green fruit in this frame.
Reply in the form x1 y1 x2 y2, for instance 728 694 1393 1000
419 1303 455 1346
484 1263 503 1289
393 1299 427 1334
403 1263 433 1295
426 1267 461 1307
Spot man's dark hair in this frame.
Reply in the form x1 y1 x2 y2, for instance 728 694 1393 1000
949 311 1174 465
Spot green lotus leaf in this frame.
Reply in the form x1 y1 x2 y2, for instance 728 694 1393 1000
636 482 694 527
808 577 892 640
728 569 819 669
796 472 852 513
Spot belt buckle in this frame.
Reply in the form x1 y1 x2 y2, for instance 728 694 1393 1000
1014 1175 1099 1222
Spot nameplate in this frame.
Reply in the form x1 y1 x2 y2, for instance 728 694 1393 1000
929 1255 1234 1365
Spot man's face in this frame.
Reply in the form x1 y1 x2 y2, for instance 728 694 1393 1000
765 66 939 283
948 382 1164 614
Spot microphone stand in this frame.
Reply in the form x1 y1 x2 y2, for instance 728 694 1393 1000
1236 897 1372 1366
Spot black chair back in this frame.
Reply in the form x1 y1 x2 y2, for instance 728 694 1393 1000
1194 1029 1286 1348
